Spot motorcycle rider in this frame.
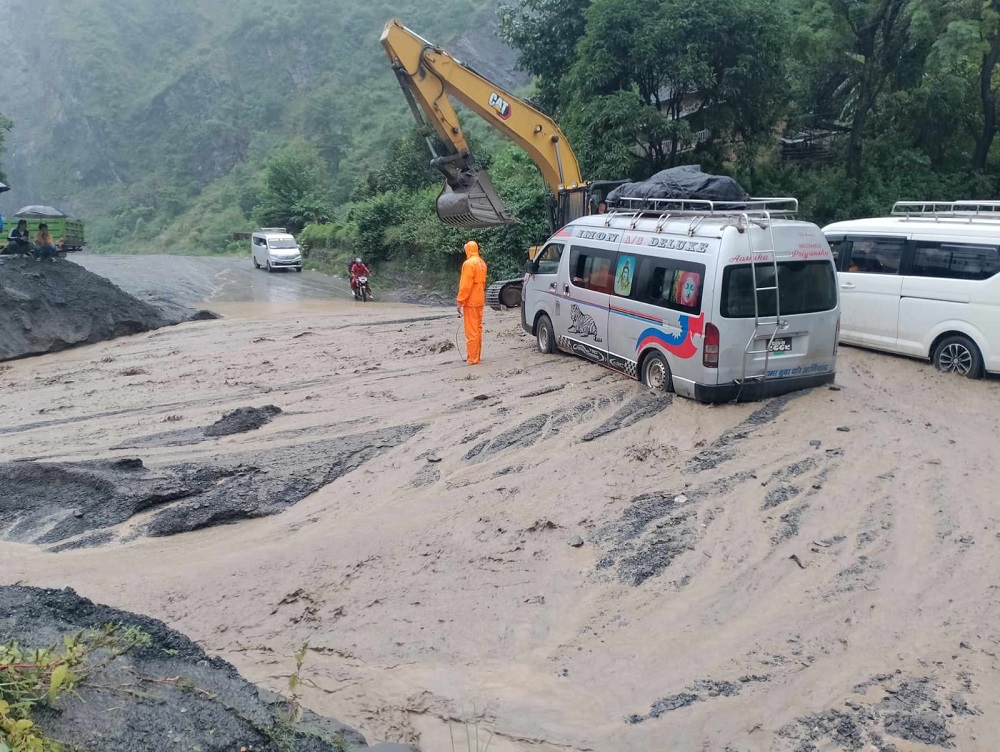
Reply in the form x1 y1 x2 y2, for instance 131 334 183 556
350 257 372 298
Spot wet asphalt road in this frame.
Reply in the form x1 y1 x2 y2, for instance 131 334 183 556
72 254 355 306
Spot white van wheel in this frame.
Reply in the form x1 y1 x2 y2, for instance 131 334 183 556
641 352 671 392
266 261 274 273
933 335 983 378
253 256 260 269
536 314 556 354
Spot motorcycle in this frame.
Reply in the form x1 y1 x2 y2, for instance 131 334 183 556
353 275 372 302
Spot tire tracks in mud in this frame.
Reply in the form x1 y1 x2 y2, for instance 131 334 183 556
462 391 670 463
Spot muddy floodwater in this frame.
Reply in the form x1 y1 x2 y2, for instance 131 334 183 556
4 254 1000 751
74 253 365 310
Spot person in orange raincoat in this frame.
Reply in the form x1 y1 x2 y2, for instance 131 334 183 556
456 240 488 365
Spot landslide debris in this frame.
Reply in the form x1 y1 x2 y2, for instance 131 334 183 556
0 423 424 549
205 405 283 437
0 256 208 362
0 585 406 751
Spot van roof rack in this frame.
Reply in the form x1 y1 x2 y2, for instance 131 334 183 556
891 201 1000 223
607 196 798 219
256 227 288 233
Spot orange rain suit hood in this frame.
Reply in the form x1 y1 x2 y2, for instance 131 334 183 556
457 241 488 364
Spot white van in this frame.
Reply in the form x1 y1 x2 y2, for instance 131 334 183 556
823 201 1000 378
251 228 303 272
521 198 841 403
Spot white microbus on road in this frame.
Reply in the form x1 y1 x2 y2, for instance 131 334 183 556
521 198 841 403
823 201 1000 378
251 228 303 273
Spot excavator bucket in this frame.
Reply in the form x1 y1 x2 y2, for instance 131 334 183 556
436 168 516 228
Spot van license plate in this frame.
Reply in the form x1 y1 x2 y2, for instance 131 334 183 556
768 338 793 353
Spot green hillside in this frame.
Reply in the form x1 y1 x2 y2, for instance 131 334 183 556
0 0 519 256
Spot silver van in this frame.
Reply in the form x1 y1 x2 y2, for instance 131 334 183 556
521 198 840 402
251 228 303 272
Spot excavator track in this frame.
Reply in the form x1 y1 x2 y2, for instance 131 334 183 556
486 279 523 311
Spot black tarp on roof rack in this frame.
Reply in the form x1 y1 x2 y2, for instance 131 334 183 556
607 165 749 206
0 182 9 194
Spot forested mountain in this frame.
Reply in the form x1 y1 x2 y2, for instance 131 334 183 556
3 0 1000 280
0 0 519 253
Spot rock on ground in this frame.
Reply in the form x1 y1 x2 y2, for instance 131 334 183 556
0 585 410 751
0 256 204 361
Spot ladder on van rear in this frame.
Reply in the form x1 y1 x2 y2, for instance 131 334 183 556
738 213 782 386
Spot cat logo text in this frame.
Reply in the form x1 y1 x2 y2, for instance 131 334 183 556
488 93 511 120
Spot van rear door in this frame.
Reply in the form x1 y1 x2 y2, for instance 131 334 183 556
717 225 839 384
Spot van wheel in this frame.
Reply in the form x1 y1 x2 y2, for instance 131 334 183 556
536 314 556 354
641 351 672 392
933 335 983 378
266 261 274 274
253 256 260 269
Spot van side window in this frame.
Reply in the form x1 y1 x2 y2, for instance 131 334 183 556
844 237 905 274
827 238 847 269
569 246 615 294
911 242 1000 281
633 256 705 314
534 243 563 275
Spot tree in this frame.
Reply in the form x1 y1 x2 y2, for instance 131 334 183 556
253 142 333 234
828 0 913 182
923 0 1000 170
561 0 789 175
498 0 592 113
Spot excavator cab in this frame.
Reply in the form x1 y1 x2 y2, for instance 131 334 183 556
435 164 516 228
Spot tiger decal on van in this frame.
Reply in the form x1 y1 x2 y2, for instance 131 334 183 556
568 304 602 342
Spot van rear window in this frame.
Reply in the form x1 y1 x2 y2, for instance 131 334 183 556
721 260 837 318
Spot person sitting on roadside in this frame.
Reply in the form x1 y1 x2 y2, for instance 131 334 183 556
7 220 32 255
33 223 59 262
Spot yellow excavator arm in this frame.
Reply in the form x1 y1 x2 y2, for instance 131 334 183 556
381 19 587 229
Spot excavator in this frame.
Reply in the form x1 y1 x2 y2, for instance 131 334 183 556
380 19 623 309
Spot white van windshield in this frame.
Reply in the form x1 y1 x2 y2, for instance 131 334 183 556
268 238 297 249
721 260 837 318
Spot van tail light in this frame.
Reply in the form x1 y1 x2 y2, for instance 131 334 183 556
834 315 841 355
704 323 720 368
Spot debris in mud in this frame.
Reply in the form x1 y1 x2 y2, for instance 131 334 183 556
763 484 802 509
0 257 174 361
464 393 627 462
520 384 565 398
593 491 705 586
0 424 424 548
524 519 560 534
112 404 284 449
581 392 671 442
204 404 282 437
779 675 960 750
685 393 804 474
0 586 390 751
568 535 585 548
628 677 759 724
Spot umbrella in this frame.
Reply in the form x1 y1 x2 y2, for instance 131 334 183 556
0 182 9 194
15 205 67 218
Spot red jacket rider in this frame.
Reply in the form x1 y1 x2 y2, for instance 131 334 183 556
350 258 370 290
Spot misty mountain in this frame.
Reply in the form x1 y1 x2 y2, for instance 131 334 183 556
0 0 523 244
